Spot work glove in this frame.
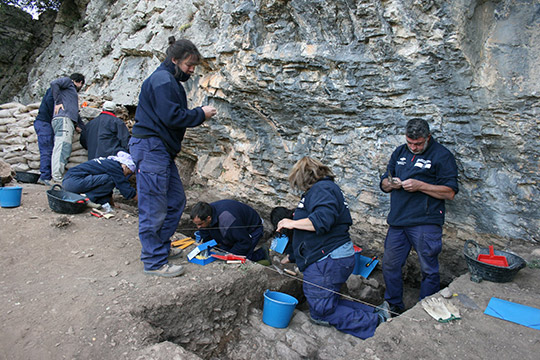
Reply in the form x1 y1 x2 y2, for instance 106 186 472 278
422 297 453 323
445 300 461 320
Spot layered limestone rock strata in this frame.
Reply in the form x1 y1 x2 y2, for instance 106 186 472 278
9 0 540 245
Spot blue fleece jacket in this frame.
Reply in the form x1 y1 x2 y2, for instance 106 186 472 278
35 88 54 124
380 137 458 227
63 158 136 200
132 59 205 156
80 112 130 159
50 77 80 123
200 200 263 256
292 178 353 272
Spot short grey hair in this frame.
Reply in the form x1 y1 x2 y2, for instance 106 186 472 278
406 118 430 139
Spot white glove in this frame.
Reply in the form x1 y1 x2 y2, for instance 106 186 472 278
445 300 461 320
422 298 452 323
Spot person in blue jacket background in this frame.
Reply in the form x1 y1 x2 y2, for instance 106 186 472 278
62 151 137 206
380 118 458 316
80 101 130 160
277 156 389 339
129 37 217 278
34 72 84 186
190 200 269 263
50 73 86 182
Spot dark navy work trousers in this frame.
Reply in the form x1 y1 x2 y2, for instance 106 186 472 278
383 224 443 309
62 173 114 204
129 137 185 270
303 255 379 339
34 120 54 180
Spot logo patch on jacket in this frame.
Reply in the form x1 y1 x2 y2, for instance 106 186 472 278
414 159 432 169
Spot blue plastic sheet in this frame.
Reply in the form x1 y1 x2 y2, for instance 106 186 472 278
484 297 540 330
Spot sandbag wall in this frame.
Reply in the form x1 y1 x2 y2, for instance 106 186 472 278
0 102 90 173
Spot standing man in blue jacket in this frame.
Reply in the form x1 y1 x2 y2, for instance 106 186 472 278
380 118 459 316
190 200 269 263
80 101 130 160
50 73 85 182
129 37 217 277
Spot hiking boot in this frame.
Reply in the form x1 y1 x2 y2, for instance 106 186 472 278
37 178 51 186
168 247 184 260
144 264 185 278
375 301 391 324
309 315 332 327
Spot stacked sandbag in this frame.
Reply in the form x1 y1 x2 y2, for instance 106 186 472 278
0 101 89 172
0 102 39 172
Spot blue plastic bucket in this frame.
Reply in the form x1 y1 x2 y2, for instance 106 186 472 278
0 186 22 208
194 231 201 242
262 289 298 328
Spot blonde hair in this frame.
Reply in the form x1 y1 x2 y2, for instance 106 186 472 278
288 156 335 192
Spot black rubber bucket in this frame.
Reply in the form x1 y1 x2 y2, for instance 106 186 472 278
463 240 527 283
15 171 40 184
46 184 88 214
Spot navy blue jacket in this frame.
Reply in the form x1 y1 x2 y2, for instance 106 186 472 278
50 77 80 123
80 112 130 159
35 88 54 124
200 200 263 256
132 59 205 156
380 137 458 227
292 178 353 272
63 158 136 200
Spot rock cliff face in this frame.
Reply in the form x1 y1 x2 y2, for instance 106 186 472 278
12 0 540 245
0 5 56 103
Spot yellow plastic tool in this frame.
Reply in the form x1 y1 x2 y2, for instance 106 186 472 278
171 237 195 249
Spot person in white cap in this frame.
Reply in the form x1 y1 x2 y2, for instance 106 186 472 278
62 151 137 208
80 101 131 160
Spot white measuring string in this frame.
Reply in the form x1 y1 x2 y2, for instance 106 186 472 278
206 244 420 322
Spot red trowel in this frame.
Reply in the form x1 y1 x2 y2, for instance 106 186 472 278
477 245 509 267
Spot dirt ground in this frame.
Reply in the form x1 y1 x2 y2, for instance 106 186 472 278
1 184 539 360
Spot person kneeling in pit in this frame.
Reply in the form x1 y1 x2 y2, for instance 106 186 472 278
62 151 137 210
277 156 390 338
190 200 271 265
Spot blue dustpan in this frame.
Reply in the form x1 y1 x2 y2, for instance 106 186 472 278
352 254 379 278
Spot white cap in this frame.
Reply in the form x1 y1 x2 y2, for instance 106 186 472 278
102 101 116 112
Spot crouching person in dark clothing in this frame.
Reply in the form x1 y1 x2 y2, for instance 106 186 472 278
191 200 270 264
276 156 389 339
62 151 137 207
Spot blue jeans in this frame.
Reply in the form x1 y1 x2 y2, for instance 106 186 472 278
34 120 54 180
129 137 186 270
383 224 443 309
303 255 379 339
